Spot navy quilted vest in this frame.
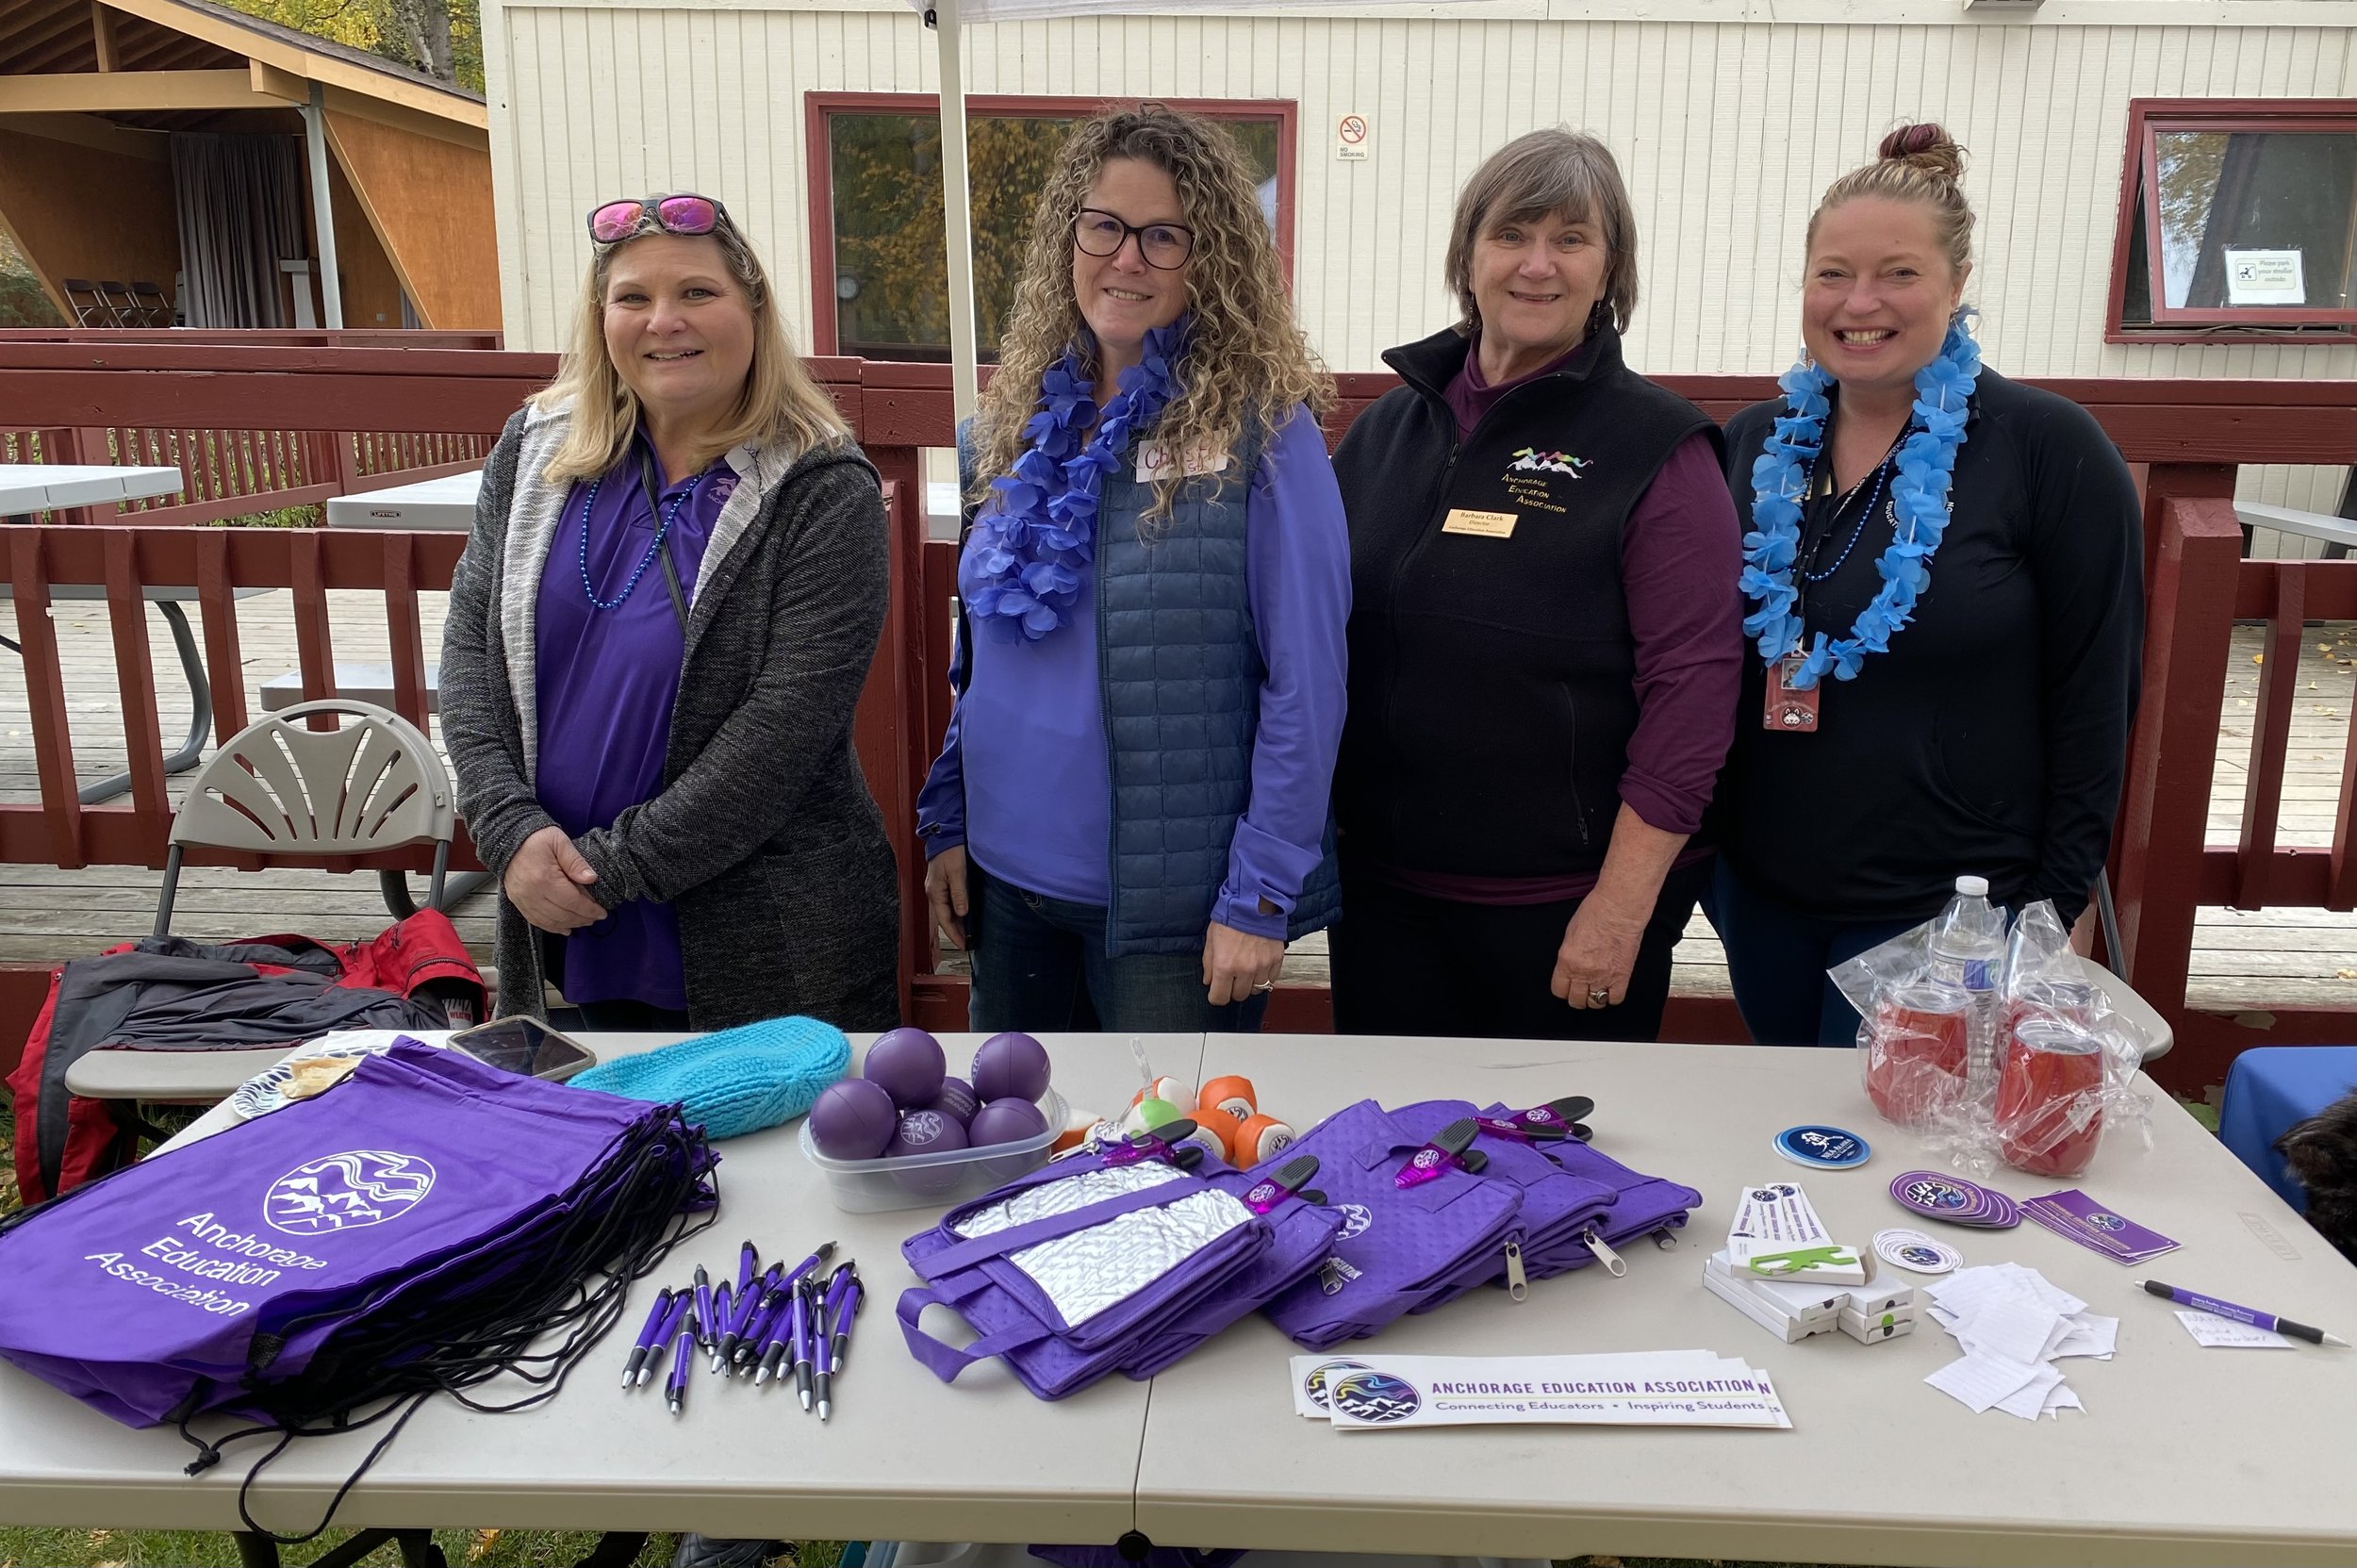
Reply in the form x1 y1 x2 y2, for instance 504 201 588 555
1096 426 1342 955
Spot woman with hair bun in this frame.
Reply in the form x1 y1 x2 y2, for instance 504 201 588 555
916 104 1348 1032
1708 124 2144 1045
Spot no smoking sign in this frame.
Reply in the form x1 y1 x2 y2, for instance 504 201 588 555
1336 113 1371 162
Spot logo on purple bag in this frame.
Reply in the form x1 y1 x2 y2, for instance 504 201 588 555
1328 1369 1421 1423
1335 1203 1374 1241
1302 1358 1370 1412
263 1149 437 1235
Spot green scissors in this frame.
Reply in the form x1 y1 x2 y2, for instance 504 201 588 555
1747 1246 1853 1277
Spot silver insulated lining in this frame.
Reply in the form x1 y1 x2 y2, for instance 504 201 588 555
951 1162 1252 1327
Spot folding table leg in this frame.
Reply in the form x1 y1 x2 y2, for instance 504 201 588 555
75 601 213 803
232 1527 447 1568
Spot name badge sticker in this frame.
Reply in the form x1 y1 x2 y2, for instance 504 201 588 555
1441 508 1518 537
1134 442 1231 483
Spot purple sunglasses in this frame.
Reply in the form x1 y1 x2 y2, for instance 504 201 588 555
586 193 731 245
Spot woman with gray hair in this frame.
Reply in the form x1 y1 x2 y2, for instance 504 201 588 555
1328 129 1743 1042
440 192 898 1033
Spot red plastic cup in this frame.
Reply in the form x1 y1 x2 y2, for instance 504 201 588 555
1866 981 1970 1128
1996 1015 2106 1177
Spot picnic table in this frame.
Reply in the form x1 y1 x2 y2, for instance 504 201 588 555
3 1028 2349 1567
0 463 222 804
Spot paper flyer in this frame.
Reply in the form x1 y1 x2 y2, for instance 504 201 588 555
1286 1351 1792 1430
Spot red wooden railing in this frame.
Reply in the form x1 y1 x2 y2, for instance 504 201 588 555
0 350 2349 1091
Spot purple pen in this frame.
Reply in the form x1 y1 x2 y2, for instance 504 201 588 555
708 1282 735 1371
821 1261 855 1329
791 1276 816 1411
813 1289 836 1422
691 1265 717 1355
735 1240 760 1297
622 1287 674 1388
722 1280 766 1376
754 1288 795 1386
640 1295 688 1386
2137 1279 2349 1346
829 1274 864 1372
780 1241 836 1290
665 1310 700 1416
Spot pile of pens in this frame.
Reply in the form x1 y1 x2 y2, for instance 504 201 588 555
620 1239 865 1420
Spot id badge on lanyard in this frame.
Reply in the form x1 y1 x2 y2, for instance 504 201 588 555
1765 653 1821 733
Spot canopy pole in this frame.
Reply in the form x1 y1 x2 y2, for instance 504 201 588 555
301 83 345 330
931 0 981 424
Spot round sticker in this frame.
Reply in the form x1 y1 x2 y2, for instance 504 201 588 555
1873 1228 1962 1275
1772 1125 1872 1169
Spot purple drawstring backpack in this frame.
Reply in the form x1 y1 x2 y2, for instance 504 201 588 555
898 1133 1337 1400
1476 1103 1703 1276
0 1038 715 1543
1259 1099 1527 1350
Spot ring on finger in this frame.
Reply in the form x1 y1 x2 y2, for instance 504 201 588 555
1587 985 1611 1006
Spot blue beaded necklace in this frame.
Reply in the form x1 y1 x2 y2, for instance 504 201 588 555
577 470 691 612
1798 437 1900 586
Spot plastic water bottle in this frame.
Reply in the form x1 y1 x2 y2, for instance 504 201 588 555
1927 875 2007 1099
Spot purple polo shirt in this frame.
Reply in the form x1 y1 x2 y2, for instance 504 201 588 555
535 434 736 1006
917 404 1349 940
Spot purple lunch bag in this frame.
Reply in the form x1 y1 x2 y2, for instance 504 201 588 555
1259 1099 1526 1350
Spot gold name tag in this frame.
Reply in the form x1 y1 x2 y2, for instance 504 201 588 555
1441 508 1518 537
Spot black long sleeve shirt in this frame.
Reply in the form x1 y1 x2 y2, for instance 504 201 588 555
1716 369 2145 926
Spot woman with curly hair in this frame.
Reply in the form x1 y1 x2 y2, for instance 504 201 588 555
916 104 1348 1032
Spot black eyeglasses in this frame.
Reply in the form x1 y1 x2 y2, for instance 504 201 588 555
1073 208 1195 270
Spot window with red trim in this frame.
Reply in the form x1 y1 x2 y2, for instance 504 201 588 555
2109 98 2356 341
805 93 1296 361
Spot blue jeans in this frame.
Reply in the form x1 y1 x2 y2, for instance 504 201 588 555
967 861 1269 1034
1703 860 1924 1047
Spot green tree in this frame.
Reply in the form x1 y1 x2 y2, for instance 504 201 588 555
222 0 484 92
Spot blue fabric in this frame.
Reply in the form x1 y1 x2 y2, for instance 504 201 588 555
2218 1047 2357 1213
1703 859 1925 1047
535 432 736 1010
923 414 1343 958
966 859 1269 1033
570 1015 850 1139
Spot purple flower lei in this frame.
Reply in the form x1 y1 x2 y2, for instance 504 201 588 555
966 317 1190 642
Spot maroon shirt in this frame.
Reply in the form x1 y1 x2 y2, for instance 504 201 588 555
1372 337 1741 905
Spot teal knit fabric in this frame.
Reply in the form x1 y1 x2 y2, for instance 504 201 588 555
570 1015 850 1139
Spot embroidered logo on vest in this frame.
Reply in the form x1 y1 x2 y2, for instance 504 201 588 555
1502 449 1591 516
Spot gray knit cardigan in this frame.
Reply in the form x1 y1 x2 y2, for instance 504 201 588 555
438 400 900 1032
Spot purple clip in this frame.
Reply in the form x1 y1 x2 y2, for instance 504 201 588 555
1395 1117 1484 1189
1243 1154 1321 1214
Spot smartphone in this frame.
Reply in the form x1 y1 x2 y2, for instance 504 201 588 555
448 1016 598 1082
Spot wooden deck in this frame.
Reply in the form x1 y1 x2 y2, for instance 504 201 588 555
3 588 2350 1014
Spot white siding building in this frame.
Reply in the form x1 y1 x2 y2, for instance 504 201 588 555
478 0 2355 521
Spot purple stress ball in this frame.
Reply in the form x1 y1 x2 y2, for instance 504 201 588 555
888 1107 972 1198
863 1027 947 1110
970 1032 1052 1104
966 1096 1051 1150
928 1076 981 1127
886 1107 969 1160
809 1078 898 1161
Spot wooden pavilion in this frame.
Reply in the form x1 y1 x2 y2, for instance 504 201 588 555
0 0 498 332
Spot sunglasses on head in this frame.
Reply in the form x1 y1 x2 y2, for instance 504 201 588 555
586 194 730 245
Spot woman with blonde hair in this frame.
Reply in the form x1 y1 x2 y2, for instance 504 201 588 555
1709 124 2141 1044
917 105 1350 1032
441 192 898 1032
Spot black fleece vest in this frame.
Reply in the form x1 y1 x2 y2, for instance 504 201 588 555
1332 325 1711 877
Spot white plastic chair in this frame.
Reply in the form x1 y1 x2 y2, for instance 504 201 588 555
154 700 454 937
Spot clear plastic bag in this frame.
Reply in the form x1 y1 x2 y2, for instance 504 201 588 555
1989 902 2151 1179
1830 922 1974 1135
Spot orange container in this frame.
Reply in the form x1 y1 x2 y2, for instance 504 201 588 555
1866 981 1970 1129
1996 1016 2105 1178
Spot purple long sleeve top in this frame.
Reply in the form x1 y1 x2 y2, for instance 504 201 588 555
534 435 737 1007
916 404 1349 940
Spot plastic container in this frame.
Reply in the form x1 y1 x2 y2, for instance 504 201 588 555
1995 1016 2106 1178
1927 874 2006 1098
799 1087 1068 1213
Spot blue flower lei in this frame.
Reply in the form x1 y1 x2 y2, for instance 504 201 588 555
964 317 1190 641
1739 310 1983 689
